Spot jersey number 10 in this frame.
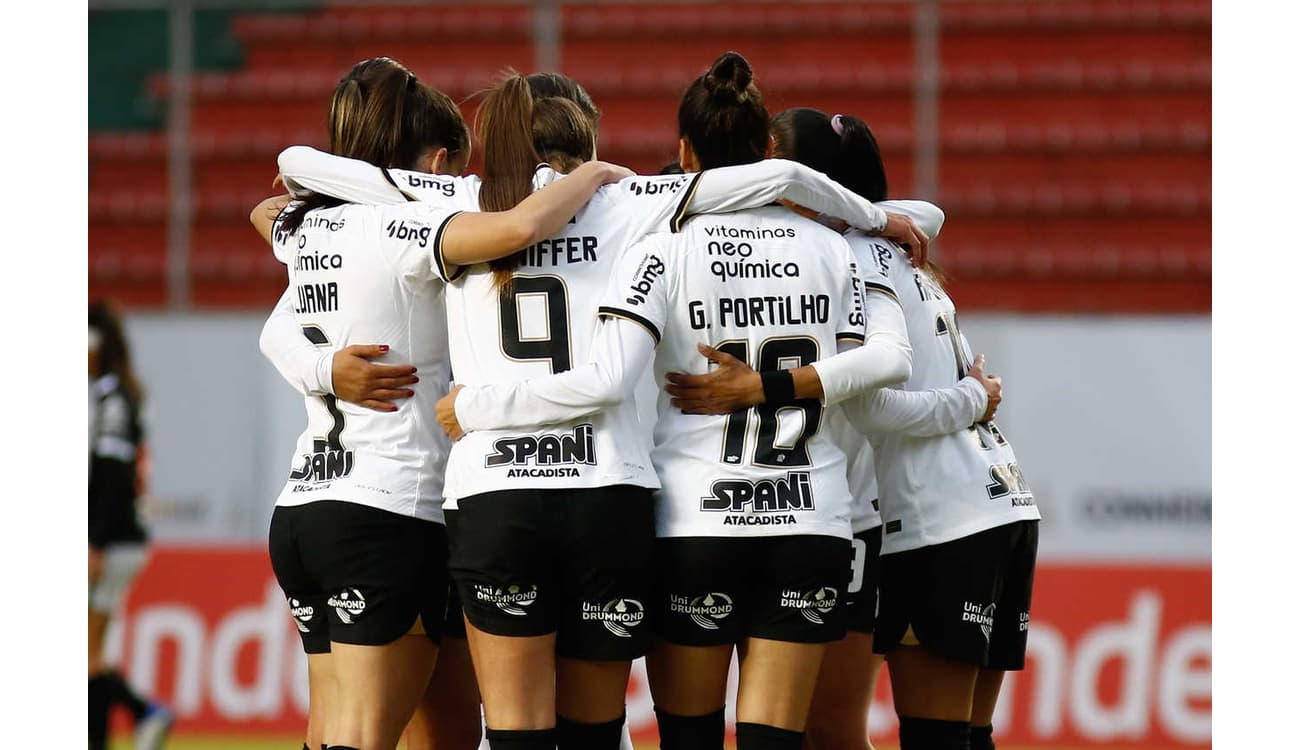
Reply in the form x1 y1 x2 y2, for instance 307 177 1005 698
716 336 823 469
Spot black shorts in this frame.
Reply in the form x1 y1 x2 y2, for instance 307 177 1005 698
654 534 853 646
268 501 450 654
449 485 654 661
440 509 466 639
874 520 1038 670
843 526 883 634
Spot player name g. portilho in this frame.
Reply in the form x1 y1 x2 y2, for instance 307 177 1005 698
289 438 354 483
688 294 831 330
701 471 814 526
484 423 596 477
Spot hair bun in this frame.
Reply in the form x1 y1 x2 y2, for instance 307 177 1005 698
705 51 753 98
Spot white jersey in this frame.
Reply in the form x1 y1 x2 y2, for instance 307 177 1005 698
270 201 463 523
441 167 691 502
825 232 902 534
269 147 899 505
865 243 1041 553
600 206 866 540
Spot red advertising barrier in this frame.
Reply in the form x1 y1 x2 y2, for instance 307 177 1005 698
103 547 1210 747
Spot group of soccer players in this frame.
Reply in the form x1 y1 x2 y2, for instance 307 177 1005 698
252 50 1039 750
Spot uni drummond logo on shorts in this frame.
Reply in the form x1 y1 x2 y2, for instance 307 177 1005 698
287 597 314 633
474 584 539 616
781 587 838 624
327 589 366 624
963 601 996 642
582 598 646 638
669 592 735 631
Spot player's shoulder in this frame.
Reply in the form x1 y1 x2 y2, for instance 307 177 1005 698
386 168 479 207
603 172 696 204
845 229 908 280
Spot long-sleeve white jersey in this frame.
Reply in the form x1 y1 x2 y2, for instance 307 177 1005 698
846 242 1041 554
268 201 464 523
827 231 989 533
453 206 916 540
261 148 907 506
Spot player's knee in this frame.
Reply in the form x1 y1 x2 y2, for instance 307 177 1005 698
655 707 725 750
556 713 625 750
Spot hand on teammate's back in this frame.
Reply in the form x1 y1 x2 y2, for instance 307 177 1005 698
665 343 764 415
332 345 418 412
436 385 466 441
967 354 1003 422
879 212 929 266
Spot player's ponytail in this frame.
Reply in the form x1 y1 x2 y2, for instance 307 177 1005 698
282 57 470 236
479 71 601 290
678 51 769 169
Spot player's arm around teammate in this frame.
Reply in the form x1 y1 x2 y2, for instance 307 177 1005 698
441 52 909 750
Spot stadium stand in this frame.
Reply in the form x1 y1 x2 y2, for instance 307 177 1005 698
88 0 1210 311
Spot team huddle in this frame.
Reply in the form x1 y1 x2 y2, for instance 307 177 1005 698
252 51 1039 750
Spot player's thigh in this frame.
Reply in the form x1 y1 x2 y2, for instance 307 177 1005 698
736 636 827 731
465 622 557 730
885 643 979 722
330 633 439 749
406 634 482 750
556 486 655 663
645 639 735 717
806 631 882 746
556 656 633 723
88 543 148 619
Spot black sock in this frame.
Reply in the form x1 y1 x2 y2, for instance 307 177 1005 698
898 716 971 750
101 669 151 720
735 722 803 750
970 724 994 750
88 674 110 750
557 713 624 750
654 707 725 750
324 746 360 750
485 727 557 750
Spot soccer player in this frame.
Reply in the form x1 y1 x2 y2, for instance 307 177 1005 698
250 59 633 750
263 67 924 750
436 52 915 750
88 301 173 750
665 113 1037 750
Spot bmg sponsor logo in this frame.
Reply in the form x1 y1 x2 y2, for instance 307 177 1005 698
624 255 666 306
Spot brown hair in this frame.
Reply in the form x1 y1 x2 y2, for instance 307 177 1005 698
678 51 769 170
281 57 471 235
89 300 143 404
477 71 600 288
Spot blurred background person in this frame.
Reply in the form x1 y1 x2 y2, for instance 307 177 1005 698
89 300 172 750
